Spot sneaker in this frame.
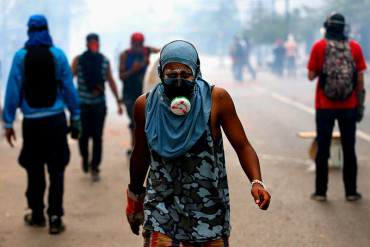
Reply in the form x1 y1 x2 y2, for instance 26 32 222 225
49 215 65 235
346 193 362 202
310 193 327 202
24 213 46 227
82 159 89 173
91 169 100 182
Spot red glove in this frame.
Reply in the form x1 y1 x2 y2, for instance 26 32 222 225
126 188 145 235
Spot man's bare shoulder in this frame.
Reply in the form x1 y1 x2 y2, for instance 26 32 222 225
212 86 232 104
120 50 129 58
133 94 147 124
72 55 80 63
135 94 147 109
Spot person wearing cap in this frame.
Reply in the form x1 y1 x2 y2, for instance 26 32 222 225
2 15 80 234
308 13 367 202
125 40 270 246
72 33 123 181
119 33 159 155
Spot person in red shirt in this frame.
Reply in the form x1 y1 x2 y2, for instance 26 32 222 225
307 13 366 202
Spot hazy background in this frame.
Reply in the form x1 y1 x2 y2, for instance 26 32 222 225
1 0 370 97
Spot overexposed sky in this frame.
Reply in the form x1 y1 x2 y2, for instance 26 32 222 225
69 0 188 59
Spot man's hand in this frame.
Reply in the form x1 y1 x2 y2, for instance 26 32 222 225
117 102 124 115
5 128 16 147
356 89 366 122
69 119 81 140
356 105 365 122
132 62 144 73
126 187 145 235
251 183 271 210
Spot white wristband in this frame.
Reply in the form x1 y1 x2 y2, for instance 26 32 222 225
251 179 266 189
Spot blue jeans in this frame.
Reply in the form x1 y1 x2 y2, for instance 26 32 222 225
315 109 358 196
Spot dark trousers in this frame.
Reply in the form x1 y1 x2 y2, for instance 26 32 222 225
315 109 358 196
79 103 107 171
19 113 70 217
232 61 243 81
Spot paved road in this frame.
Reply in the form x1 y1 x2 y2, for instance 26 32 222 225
1 58 370 247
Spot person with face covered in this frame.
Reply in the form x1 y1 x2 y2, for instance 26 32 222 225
72 33 122 181
119 33 160 155
125 40 271 246
3 15 80 234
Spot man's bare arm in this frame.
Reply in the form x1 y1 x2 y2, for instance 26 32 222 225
148 47 160 54
71 56 79 77
107 63 123 114
129 95 151 192
215 87 261 181
119 52 129 81
119 52 140 81
215 87 270 209
107 63 121 101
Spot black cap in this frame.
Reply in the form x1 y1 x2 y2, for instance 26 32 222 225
324 12 347 40
86 33 99 42
324 12 345 29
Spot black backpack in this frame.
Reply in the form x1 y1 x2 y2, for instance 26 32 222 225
320 40 357 101
24 46 59 108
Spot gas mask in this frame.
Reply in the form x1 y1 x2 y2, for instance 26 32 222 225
162 78 195 115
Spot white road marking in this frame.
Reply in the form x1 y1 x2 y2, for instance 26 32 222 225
270 92 315 115
356 130 370 143
252 84 370 144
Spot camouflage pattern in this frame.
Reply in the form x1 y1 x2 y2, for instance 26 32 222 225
144 124 231 243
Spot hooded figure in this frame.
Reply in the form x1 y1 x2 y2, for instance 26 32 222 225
25 15 53 48
126 40 270 245
3 14 80 235
145 40 212 158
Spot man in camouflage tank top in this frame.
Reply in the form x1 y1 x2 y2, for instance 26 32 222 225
125 40 271 246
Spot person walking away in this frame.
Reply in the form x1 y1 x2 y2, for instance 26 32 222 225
285 34 298 77
72 33 123 182
307 13 366 202
119 33 159 155
272 38 286 77
125 40 271 246
230 36 245 81
241 35 256 80
2 15 81 234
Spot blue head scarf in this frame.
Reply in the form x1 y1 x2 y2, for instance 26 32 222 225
145 40 212 158
25 15 53 48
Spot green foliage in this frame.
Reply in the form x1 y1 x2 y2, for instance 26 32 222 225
246 6 322 45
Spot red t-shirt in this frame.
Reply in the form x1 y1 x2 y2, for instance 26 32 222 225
307 39 367 109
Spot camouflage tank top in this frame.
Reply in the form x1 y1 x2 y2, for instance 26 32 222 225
143 123 231 243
